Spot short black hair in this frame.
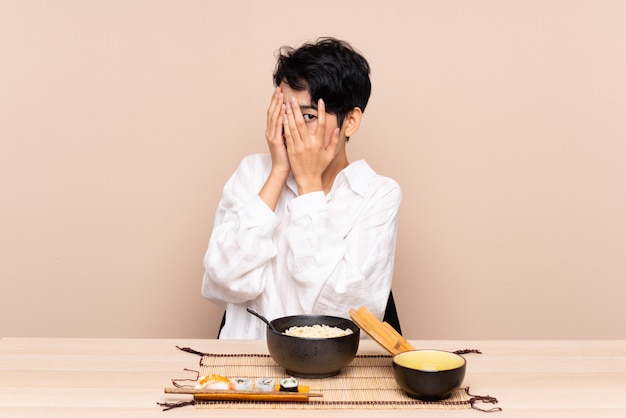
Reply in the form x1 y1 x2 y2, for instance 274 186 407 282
273 37 371 129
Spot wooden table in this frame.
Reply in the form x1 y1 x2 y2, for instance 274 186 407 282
1 338 625 417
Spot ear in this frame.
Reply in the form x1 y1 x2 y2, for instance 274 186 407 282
343 107 363 138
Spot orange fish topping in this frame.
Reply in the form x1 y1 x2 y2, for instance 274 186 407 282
197 374 233 389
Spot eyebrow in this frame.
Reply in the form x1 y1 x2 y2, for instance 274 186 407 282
299 103 318 111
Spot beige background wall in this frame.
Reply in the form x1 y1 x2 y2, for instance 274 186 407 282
1 0 625 340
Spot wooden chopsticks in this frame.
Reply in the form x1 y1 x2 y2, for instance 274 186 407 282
349 306 415 356
164 387 322 402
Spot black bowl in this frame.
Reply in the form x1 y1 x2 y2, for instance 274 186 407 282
392 349 466 401
266 314 360 378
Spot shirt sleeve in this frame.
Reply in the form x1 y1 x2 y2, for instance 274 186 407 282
201 155 280 305
285 177 402 320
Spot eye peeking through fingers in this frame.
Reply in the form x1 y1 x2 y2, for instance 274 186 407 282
302 113 317 122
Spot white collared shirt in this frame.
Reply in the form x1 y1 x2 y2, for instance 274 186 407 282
202 153 402 339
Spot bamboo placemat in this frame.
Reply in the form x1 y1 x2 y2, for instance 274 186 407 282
191 353 472 410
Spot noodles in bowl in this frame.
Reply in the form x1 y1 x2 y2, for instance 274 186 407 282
283 324 354 338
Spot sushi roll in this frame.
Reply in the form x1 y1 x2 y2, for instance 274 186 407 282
231 377 252 391
194 374 234 390
279 377 299 392
255 377 275 392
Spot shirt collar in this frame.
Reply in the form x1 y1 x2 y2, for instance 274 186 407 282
286 172 298 194
340 160 376 196
285 160 375 197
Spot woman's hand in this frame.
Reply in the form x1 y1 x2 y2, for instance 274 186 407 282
265 87 290 175
259 88 290 211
